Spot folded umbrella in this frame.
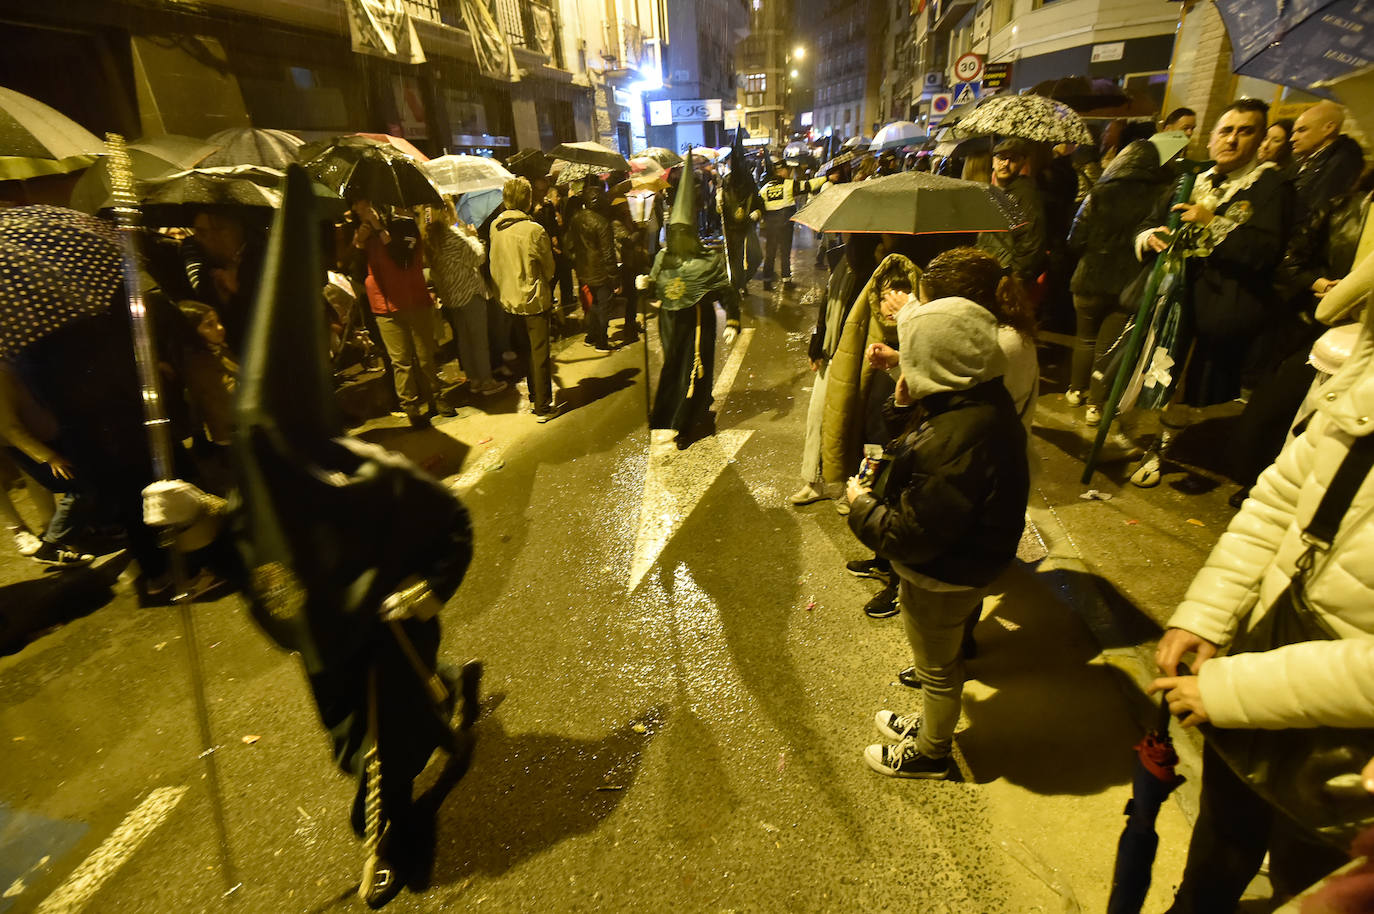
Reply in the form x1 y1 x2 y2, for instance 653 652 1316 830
202 127 304 169
422 154 514 195
795 170 1020 234
955 93 1093 145
550 141 629 171
302 142 443 208
871 121 924 152
1107 693 1187 914
0 205 122 359
1214 0 1374 94
0 85 105 180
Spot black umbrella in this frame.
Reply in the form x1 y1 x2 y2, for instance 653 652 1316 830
793 170 1022 234
202 127 304 169
549 141 630 171
0 205 121 359
505 148 552 180
1107 692 1186 913
301 142 442 208
124 165 344 226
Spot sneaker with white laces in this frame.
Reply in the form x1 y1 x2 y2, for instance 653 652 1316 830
32 541 94 568
874 710 922 741
1064 388 1086 407
845 557 889 580
1084 405 1102 427
864 738 952 779
11 528 42 556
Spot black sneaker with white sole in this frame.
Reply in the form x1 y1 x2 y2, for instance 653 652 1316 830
845 557 890 580
874 709 922 741
32 542 94 567
863 739 952 779
863 585 899 619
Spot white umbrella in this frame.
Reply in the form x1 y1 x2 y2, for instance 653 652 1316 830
841 135 871 150
953 93 1093 145
870 121 923 152
422 154 514 195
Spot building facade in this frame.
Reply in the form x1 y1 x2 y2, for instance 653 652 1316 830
806 0 883 142
643 0 751 153
733 0 792 144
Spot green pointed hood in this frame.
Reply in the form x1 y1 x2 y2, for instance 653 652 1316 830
667 161 701 256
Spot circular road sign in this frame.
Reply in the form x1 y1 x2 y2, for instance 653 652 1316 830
931 93 953 116
955 52 984 83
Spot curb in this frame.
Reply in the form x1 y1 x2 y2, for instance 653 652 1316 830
1025 488 1204 824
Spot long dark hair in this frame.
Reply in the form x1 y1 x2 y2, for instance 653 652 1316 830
919 246 1037 340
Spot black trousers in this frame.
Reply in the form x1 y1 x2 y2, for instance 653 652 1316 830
1165 743 1348 913
761 209 796 281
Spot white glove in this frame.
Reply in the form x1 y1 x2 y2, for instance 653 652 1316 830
723 326 738 346
750 211 762 222
635 274 650 291
143 479 212 527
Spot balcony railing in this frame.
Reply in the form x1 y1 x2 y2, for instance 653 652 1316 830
403 0 565 68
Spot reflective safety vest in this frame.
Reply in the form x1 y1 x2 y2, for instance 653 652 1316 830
761 177 827 212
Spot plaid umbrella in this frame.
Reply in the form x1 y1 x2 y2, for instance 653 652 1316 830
550 141 629 171
301 142 443 208
202 128 304 169
794 170 1021 234
422 154 513 195
0 205 121 359
638 147 683 168
818 150 856 175
955 93 1093 145
0 86 105 181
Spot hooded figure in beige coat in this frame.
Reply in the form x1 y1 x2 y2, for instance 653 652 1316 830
1151 269 1374 912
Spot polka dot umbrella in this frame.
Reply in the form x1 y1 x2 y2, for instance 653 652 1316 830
0 205 121 360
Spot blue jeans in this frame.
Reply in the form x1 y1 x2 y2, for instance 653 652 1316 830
896 573 988 758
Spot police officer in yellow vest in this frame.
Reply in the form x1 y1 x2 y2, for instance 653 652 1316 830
760 159 826 290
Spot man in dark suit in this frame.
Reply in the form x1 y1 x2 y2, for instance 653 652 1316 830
1129 97 1295 486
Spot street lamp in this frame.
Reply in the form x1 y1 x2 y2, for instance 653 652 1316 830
794 46 805 60
790 68 798 78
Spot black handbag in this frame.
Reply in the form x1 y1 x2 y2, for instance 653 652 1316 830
1204 433 1374 848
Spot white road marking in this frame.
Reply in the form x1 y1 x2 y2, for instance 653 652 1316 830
627 328 757 592
36 786 188 914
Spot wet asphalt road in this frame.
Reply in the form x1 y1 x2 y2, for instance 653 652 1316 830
0 232 1196 914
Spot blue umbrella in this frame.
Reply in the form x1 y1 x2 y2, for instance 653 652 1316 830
1107 693 1186 913
1214 0 1374 93
456 187 502 227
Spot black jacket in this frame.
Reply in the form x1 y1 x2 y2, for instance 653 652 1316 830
977 175 1047 281
1138 165 1294 337
1278 185 1371 308
1068 140 1171 300
847 380 1029 588
566 206 617 287
1295 135 1365 224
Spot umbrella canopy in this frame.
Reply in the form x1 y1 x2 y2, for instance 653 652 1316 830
638 146 683 168
955 93 1093 145
628 155 669 191
505 148 552 180
346 132 429 161
690 146 722 162
549 141 630 171
422 154 514 195
69 134 220 214
1320 63 1374 134
554 162 598 186
114 165 345 226
791 183 860 231
818 150 856 175
455 188 503 227
0 86 105 181
1214 0 1374 94
302 142 443 209
797 170 1020 234
871 121 924 152
1032 76 1130 112
0 205 121 359
841 135 871 150
202 128 304 169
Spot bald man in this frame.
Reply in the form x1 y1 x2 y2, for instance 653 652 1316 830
1290 100 1365 222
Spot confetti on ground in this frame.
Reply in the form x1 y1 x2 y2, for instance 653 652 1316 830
1126 519 1139 525
805 600 816 612
631 722 647 734
1080 489 1113 501
241 735 260 745
477 436 493 445
1186 518 1206 527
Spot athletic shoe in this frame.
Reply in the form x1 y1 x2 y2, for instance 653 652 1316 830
434 401 458 417
1084 405 1102 427
1064 388 1085 407
845 557 889 580
863 739 952 779
874 710 922 741
474 380 509 396
897 667 921 689
32 541 94 567
1130 452 1162 488
534 405 562 424
788 484 825 505
863 585 899 619
12 528 42 556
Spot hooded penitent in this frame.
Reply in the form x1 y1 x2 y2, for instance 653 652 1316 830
654 157 730 310
727 128 758 200
233 165 472 675
896 296 1006 401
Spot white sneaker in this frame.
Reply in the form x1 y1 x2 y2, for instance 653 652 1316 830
12 528 42 556
1084 405 1102 427
650 428 678 444
1064 388 1085 407
1130 452 1162 487
788 484 825 505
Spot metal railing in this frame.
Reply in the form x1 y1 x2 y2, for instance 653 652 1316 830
401 0 564 67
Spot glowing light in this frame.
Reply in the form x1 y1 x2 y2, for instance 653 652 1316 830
794 46 806 60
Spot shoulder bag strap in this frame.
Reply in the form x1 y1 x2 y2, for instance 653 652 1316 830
1303 433 1374 553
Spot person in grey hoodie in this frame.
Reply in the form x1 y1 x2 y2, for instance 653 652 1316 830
489 178 558 420
845 296 1030 779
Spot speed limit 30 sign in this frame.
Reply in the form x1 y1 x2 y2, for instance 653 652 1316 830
955 52 984 83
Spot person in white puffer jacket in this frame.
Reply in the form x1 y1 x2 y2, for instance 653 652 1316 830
1150 278 1374 913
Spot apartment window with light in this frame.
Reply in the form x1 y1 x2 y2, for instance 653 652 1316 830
746 73 766 93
